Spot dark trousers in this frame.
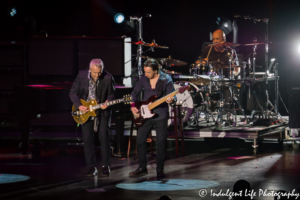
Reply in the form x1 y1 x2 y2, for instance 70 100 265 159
81 117 111 167
136 117 168 171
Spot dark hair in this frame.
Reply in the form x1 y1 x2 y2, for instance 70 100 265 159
158 195 172 200
233 180 251 200
143 58 160 73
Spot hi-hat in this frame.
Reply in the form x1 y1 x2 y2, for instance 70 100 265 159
126 40 169 49
208 42 241 47
158 56 187 66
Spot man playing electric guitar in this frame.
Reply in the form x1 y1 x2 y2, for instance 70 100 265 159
69 58 115 177
129 58 176 178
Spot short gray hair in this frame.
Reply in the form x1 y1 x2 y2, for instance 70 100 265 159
89 59 104 72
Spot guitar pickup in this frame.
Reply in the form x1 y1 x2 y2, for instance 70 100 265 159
142 107 145 115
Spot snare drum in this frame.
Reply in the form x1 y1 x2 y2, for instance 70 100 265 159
168 82 205 126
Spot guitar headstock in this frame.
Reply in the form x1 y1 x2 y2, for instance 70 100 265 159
178 85 190 94
123 94 132 104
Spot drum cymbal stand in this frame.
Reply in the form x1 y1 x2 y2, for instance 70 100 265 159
215 69 224 129
130 15 150 100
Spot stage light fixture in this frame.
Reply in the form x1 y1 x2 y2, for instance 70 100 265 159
9 8 17 17
114 13 124 24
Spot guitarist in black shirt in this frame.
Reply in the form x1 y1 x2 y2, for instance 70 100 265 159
129 58 175 178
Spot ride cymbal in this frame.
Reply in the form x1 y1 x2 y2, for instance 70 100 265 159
243 42 264 46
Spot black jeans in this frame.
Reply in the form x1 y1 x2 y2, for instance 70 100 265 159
81 117 111 168
136 117 168 172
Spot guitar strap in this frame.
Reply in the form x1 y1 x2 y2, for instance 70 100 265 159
94 79 100 132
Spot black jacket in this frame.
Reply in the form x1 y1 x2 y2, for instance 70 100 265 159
69 70 115 122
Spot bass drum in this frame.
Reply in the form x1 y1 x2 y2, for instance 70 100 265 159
168 82 204 126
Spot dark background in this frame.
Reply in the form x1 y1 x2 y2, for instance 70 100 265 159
1 0 300 116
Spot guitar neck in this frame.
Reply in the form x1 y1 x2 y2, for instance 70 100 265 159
93 98 123 110
148 90 178 110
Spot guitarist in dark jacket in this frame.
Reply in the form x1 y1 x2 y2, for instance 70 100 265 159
129 58 175 178
69 58 115 176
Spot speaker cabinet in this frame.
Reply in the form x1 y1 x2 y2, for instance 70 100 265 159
289 95 300 129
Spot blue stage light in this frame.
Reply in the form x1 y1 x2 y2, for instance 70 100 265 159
114 13 124 24
9 8 17 17
0 173 30 184
116 179 219 191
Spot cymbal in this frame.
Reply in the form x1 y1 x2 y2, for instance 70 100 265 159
208 42 241 47
189 77 210 86
158 56 187 66
243 42 264 46
163 70 182 75
126 40 169 49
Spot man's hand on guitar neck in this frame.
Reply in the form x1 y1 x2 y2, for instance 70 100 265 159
101 100 108 110
79 105 89 114
166 97 174 104
131 107 140 118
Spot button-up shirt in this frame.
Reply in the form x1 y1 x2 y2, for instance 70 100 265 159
131 71 176 120
86 72 97 102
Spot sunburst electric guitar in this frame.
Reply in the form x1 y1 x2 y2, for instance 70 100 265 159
133 85 190 128
72 95 132 124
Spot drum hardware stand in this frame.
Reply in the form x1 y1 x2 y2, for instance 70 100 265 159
274 63 279 115
238 16 269 76
130 15 144 79
130 15 151 101
252 37 258 79
215 68 224 129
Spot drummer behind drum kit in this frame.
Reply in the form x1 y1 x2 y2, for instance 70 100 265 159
128 39 281 129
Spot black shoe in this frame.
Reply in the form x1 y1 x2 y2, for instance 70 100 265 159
129 168 148 177
102 166 110 176
87 167 98 176
157 170 165 178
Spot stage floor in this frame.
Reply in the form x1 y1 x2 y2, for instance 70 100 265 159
0 137 299 200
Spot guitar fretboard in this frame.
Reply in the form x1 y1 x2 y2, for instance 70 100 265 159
148 90 179 110
92 99 123 110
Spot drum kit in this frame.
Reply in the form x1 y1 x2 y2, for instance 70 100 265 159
128 39 280 128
